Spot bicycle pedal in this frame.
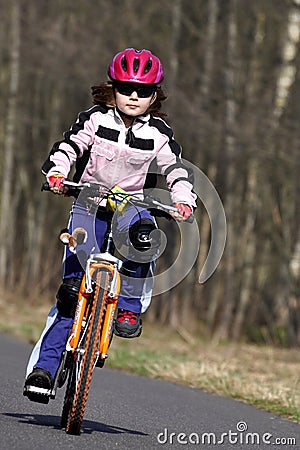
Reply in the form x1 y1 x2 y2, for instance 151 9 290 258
23 385 51 404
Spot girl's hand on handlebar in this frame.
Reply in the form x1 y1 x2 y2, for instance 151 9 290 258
47 173 68 195
170 203 193 222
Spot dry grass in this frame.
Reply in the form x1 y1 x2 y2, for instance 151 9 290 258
0 297 52 344
1 298 299 422
109 327 300 422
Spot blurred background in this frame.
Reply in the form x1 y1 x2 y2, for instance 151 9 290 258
1 0 300 346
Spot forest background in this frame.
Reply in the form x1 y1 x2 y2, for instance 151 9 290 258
1 0 300 347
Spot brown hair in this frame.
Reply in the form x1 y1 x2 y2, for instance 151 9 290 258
91 82 168 118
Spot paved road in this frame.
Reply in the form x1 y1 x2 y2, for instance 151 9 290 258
1 332 300 450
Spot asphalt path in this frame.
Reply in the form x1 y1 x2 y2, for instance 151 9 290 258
1 332 300 450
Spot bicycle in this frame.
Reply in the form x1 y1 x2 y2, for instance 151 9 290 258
40 180 193 435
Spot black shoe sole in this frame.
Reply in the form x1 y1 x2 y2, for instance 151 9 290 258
23 387 50 404
113 323 142 339
23 370 52 404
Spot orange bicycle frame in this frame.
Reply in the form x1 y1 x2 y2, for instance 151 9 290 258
66 259 121 360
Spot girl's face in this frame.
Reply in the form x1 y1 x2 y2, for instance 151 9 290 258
114 82 156 119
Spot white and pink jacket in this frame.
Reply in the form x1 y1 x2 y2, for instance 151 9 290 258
42 105 197 207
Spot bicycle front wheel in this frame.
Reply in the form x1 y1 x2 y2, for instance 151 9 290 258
64 268 112 435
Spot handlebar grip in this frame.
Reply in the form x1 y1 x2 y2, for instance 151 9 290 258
41 181 50 191
186 214 195 224
41 180 79 197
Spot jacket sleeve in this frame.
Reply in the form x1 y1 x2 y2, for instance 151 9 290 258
41 107 98 177
154 123 197 208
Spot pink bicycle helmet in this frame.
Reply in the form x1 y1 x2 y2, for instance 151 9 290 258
108 48 164 84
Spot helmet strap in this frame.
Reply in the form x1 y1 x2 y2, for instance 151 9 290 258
150 92 157 105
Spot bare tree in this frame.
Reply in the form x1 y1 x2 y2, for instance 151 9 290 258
0 0 20 285
214 0 239 340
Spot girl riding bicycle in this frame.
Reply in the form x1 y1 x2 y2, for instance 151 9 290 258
24 48 197 403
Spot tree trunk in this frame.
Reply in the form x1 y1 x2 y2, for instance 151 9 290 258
232 160 258 340
214 0 238 340
165 0 182 329
0 0 20 285
273 5 300 122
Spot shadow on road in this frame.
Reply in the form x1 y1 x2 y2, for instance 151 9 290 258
2 412 148 436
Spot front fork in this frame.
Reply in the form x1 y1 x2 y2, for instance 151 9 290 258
51 263 120 399
66 260 121 362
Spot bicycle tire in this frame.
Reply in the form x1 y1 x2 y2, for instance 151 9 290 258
63 268 112 435
61 329 93 429
60 357 76 429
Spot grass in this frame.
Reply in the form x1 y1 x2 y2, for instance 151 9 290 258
0 300 50 344
108 328 300 423
1 298 300 423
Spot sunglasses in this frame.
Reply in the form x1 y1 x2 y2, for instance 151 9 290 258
114 82 156 98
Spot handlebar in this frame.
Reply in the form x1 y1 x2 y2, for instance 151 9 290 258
41 181 194 223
